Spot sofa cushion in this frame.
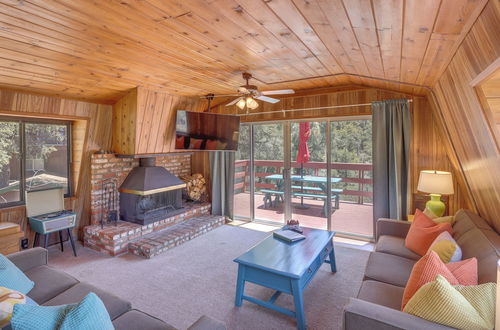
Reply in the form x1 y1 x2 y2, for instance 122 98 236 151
375 235 420 261
112 310 176 330
24 265 79 304
364 252 416 287
357 280 405 310
42 282 131 320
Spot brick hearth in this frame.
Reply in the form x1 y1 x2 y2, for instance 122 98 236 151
84 202 211 256
86 152 221 258
129 215 225 258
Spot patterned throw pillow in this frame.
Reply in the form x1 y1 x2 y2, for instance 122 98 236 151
11 292 113 330
0 255 34 295
428 231 462 263
0 287 26 328
404 275 495 330
401 251 478 310
405 209 453 256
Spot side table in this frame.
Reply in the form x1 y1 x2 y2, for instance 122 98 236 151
29 211 77 257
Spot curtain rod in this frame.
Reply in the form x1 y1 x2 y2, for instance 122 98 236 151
236 99 413 117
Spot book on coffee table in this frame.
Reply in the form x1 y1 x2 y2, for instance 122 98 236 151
273 229 306 243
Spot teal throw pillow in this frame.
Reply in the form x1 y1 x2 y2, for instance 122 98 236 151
0 254 34 295
11 304 72 330
59 292 113 330
11 293 114 330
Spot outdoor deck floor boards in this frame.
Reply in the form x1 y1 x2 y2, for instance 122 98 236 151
234 192 373 237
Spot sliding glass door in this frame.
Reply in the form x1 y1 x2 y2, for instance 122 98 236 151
234 125 251 219
329 119 373 238
253 123 285 224
290 121 329 230
233 116 373 239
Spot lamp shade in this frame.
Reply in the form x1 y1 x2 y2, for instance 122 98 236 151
417 170 454 195
236 98 246 110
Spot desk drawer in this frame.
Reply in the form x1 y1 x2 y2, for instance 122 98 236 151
301 257 321 287
320 242 332 261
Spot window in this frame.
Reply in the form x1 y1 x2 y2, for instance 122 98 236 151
0 117 71 207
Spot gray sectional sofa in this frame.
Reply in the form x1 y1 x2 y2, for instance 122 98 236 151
343 209 500 330
7 248 225 330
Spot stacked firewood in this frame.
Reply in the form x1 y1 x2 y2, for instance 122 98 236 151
180 173 207 202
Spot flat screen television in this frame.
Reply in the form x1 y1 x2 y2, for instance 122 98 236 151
175 110 240 151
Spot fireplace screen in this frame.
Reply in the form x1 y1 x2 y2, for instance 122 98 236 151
120 189 183 225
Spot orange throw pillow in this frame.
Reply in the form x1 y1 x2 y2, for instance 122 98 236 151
401 251 478 310
446 257 478 286
402 251 459 310
405 209 453 256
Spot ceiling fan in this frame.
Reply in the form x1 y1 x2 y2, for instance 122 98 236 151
218 72 295 110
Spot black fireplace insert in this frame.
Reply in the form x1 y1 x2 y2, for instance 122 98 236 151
118 157 186 225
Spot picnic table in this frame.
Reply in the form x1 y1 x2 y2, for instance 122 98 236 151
262 174 343 215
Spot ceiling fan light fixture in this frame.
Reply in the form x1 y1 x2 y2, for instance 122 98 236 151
246 97 259 110
236 98 246 110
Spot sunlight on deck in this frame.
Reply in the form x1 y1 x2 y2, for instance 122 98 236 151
234 192 373 238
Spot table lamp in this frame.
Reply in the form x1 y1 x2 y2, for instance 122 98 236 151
417 170 454 217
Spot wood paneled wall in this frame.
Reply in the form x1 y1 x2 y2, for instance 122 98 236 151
411 97 474 215
0 89 113 240
112 87 209 155
430 0 500 232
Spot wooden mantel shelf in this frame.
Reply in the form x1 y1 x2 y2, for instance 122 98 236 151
114 152 194 159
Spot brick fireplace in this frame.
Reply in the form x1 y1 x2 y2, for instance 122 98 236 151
84 153 224 258
89 153 191 226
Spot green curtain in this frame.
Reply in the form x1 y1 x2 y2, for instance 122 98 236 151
209 151 235 219
372 99 411 223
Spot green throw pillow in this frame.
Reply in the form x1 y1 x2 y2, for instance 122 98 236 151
0 254 34 295
404 275 496 330
11 292 114 330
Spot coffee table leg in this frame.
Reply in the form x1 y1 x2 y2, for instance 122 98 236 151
235 265 246 307
329 243 337 272
291 280 306 330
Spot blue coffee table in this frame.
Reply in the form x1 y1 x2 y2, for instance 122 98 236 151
234 228 336 330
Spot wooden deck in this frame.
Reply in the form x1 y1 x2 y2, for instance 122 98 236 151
234 192 373 237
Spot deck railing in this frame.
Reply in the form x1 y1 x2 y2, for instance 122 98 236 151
234 160 373 204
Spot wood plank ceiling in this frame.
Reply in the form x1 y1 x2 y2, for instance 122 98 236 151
0 0 488 103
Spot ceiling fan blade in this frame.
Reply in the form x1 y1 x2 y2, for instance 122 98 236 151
205 94 240 98
226 97 243 106
261 89 295 95
255 95 280 104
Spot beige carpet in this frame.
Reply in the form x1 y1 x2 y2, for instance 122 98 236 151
48 225 370 330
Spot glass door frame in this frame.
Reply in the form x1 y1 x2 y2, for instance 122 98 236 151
236 115 371 234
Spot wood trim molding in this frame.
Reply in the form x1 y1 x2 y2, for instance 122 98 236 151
469 57 500 87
